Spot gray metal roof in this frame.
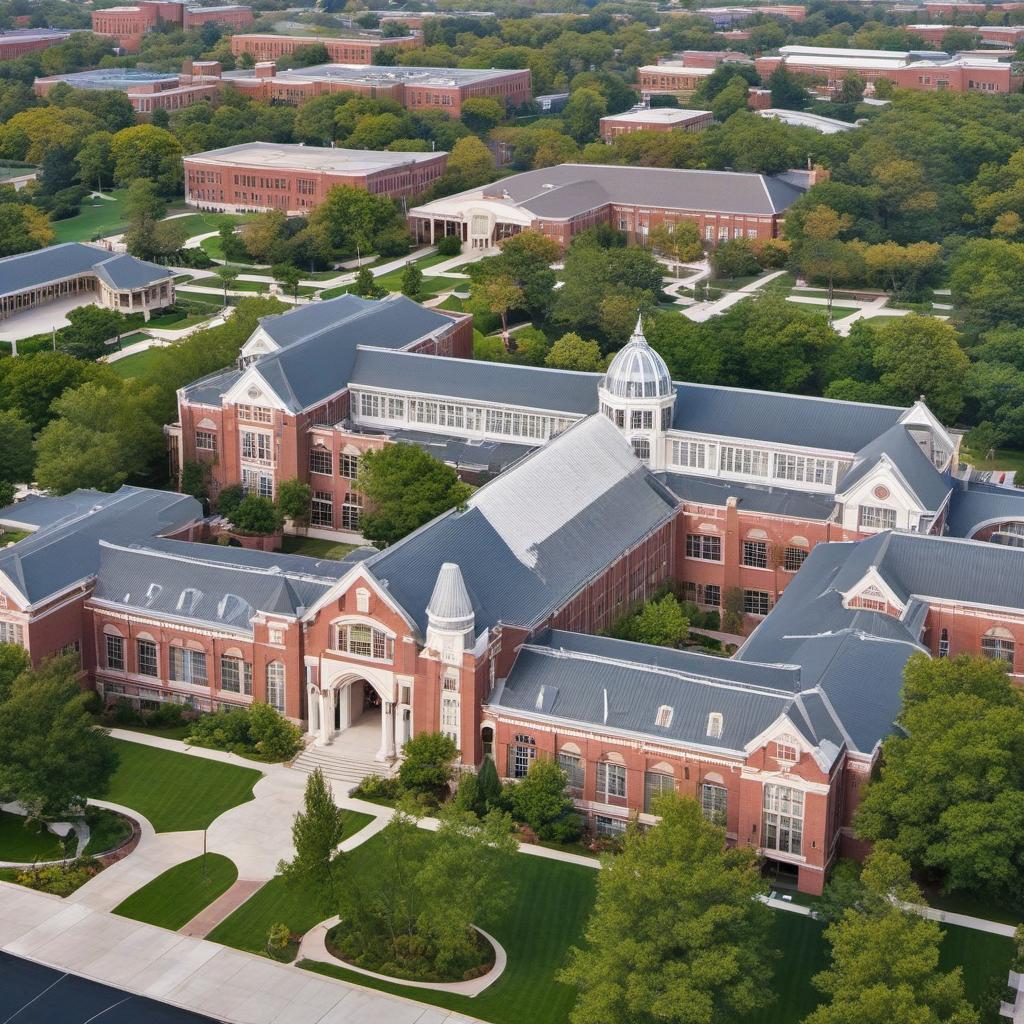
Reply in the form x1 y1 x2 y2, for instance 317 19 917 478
672 383 907 451
92 540 365 629
838 424 951 510
0 488 201 607
250 295 457 413
0 243 171 299
257 294 374 349
385 429 535 474
181 367 242 407
480 163 807 218
659 472 837 520
368 416 679 634
349 348 601 414
946 480 1024 538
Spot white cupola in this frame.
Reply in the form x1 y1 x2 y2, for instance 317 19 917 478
425 562 475 665
598 315 676 471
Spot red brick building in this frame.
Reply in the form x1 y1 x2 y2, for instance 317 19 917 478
637 63 718 99
229 32 419 64
220 62 532 117
6 303 1024 895
184 142 448 214
408 164 807 251
33 65 224 115
92 0 253 52
0 28 75 60
599 106 713 142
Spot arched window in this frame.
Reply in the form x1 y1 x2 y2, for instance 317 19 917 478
334 621 394 661
509 734 535 779
982 627 1015 668
266 661 285 712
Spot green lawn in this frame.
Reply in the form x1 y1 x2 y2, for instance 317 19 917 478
109 347 165 379
961 445 1024 478
174 289 227 306
207 810 376 960
0 529 31 546
147 306 218 328
51 190 129 243
280 536 360 560
82 808 132 857
92 739 262 832
0 811 66 862
296 844 598 1024
114 853 238 930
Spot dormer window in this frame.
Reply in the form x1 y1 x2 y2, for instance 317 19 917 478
177 588 201 614
655 705 673 728
850 585 888 613
706 712 723 739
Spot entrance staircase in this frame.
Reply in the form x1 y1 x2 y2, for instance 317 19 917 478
291 742 396 794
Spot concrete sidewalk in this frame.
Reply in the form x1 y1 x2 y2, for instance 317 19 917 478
0 883 479 1024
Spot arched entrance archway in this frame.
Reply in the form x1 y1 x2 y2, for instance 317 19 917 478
315 668 397 763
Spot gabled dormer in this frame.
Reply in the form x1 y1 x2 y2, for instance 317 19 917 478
840 567 905 617
222 368 290 417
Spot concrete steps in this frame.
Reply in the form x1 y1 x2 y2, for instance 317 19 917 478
291 744 394 794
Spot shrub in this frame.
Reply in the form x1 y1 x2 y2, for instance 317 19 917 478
477 756 503 811
452 771 484 817
508 758 580 842
267 922 291 957
216 484 244 519
111 697 143 725
248 701 303 760
436 234 462 256
398 732 459 797
146 701 185 729
230 495 284 535
16 858 100 896
80 690 102 715
376 227 412 258
353 774 402 802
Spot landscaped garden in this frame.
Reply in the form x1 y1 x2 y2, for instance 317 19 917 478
0 810 68 862
114 853 238 930
109 347 168 380
280 536 359 560
91 739 262 832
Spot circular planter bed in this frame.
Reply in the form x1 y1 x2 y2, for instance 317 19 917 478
324 922 501 990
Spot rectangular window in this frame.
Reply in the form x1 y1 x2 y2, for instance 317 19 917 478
360 393 381 419
137 639 158 677
105 634 125 671
387 397 405 419
700 783 728 826
720 446 769 477
686 533 722 561
220 655 252 694
773 453 834 486
509 741 535 779
310 491 333 528
266 662 285 712
783 547 807 573
0 621 24 646
309 448 332 475
671 440 706 469
241 431 273 463
169 647 208 686
643 771 674 814
743 590 771 616
440 691 459 743
742 540 768 569
859 505 898 531
339 453 359 479
242 468 273 498
762 784 804 856
341 492 362 531
630 410 654 430
596 761 627 801
558 753 584 791
594 814 627 837
195 431 217 451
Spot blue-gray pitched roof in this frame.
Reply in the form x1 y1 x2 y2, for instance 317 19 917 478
368 416 679 634
838 424 951 510
946 480 1024 538
659 472 837 520
386 429 535 474
92 540 369 630
0 487 201 607
0 243 172 299
349 348 601 414
181 367 242 407
257 294 374 349
250 295 458 413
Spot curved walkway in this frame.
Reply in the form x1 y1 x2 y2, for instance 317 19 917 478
298 918 506 997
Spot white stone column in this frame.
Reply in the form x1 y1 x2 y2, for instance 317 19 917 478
378 701 396 762
318 689 331 745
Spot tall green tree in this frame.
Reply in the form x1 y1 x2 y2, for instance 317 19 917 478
805 850 978 1024
0 410 34 487
855 654 1024 904
278 767 348 914
0 655 119 817
559 794 775 1024
357 444 471 547
110 124 183 195
545 333 605 372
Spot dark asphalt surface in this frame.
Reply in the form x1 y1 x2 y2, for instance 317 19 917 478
0 951 224 1024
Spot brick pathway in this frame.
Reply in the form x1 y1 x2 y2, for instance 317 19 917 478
180 879 265 938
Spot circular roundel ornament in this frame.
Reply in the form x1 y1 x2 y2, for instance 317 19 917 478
873 485 890 501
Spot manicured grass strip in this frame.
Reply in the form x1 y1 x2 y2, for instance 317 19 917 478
938 923 1013 1011
296 847 597 1024
0 811 65 862
82 808 132 857
280 536 359 560
114 853 237 930
109 348 165 379
92 739 262 832
50 189 128 243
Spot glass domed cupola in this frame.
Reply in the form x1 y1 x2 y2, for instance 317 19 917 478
598 315 676 470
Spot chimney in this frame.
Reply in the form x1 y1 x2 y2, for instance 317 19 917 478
255 60 276 79
747 86 771 110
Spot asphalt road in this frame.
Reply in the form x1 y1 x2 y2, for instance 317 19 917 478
0 952 223 1024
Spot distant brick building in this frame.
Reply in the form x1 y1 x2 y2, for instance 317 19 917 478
91 0 252 52
599 106 713 141
408 163 807 251
637 63 718 99
34 65 224 115
229 33 419 64
184 142 448 214
0 28 75 60
220 62 532 116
